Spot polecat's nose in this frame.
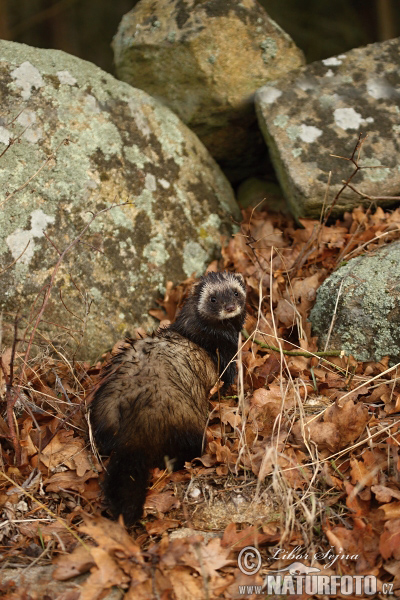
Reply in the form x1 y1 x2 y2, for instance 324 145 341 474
225 304 236 312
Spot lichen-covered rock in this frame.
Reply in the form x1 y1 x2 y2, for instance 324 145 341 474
112 0 305 181
0 40 239 360
309 241 400 363
255 37 400 220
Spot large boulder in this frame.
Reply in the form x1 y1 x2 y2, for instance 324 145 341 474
255 37 400 220
0 40 239 360
310 240 400 363
112 0 305 181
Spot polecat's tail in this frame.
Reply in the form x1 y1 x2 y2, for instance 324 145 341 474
103 448 149 525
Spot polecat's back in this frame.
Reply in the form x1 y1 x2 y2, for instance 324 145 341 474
90 330 218 460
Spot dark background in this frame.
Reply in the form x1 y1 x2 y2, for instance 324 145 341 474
1 0 399 75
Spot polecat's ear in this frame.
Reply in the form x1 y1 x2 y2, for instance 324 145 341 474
234 273 244 283
190 278 203 295
234 273 245 288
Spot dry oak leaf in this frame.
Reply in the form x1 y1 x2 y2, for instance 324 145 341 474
145 518 180 536
222 523 273 551
324 399 369 447
292 418 340 453
44 470 99 494
40 430 92 476
350 457 379 488
345 482 370 517
79 515 142 560
170 566 205 600
380 518 400 560
80 547 130 600
325 524 380 572
180 538 233 579
372 485 400 503
379 501 400 520
53 544 95 581
144 489 181 515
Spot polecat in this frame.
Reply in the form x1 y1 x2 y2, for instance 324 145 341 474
90 271 246 525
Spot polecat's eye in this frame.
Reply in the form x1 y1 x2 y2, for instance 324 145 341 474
234 291 239 296
210 296 217 303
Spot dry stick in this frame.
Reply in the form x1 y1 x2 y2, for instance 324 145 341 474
0 316 22 464
242 329 341 357
323 279 344 353
324 133 368 224
345 181 400 202
342 228 400 263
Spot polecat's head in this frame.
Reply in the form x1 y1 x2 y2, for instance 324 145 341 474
194 272 246 323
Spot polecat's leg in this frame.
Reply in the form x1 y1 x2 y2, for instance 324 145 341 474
103 447 149 526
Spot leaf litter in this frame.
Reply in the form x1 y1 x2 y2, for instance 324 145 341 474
1 204 400 598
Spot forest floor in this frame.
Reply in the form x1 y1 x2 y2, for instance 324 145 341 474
1 200 400 599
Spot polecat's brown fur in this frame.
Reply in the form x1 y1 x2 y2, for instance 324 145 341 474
90 271 246 525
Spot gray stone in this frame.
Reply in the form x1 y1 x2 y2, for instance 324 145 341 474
255 37 400 220
112 0 304 181
309 241 400 363
236 176 288 213
0 40 239 360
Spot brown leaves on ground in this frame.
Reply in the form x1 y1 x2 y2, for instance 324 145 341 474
2 204 400 598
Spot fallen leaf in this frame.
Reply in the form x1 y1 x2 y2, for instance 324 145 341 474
53 544 95 580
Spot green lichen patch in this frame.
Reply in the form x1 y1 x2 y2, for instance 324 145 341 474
310 241 400 363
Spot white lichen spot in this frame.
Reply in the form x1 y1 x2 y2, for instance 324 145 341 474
6 209 55 265
296 78 315 91
85 94 100 114
132 108 151 138
366 77 395 100
90 287 103 302
319 93 340 108
258 86 282 105
17 110 36 128
292 148 302 158
17 110 42 143
298 124 323 143
57 70 77 85
286 125 300 141
183 241 208 278
260 38 277 62
124 144 150 168
361 158 391 183
10 61 44 100
145 173 156 192
322 57 343 66
273 115 289 128
159 178 170 189
23 127 43 144
0 126 10 145
110 207 134 229
143 234 169 267
334 107 365 130
325 69 334 78
202 213 221 231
